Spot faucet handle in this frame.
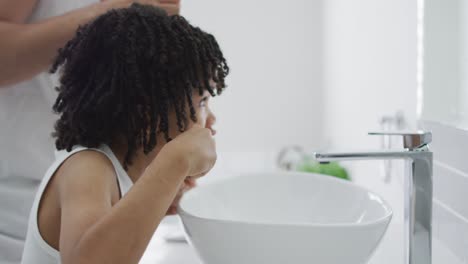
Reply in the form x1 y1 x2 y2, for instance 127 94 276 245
368 131 432 150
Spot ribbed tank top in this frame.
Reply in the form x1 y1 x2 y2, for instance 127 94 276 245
21 145 133 264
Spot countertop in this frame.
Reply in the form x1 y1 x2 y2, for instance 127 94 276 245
139 216 461 264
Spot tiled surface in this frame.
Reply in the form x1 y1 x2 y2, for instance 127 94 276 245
433 199 468 262
421 120 468 263
434 161 468 220
422 121 468 174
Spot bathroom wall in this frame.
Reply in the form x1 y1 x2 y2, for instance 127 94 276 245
321 0 418 150
320 1 418 261
421 0 462 125
421 0 468 261
321 0 468 263
182 0 325 153
420 121 468 262
183 0 468 262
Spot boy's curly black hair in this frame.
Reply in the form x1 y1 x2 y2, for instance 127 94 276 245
51 3 229 168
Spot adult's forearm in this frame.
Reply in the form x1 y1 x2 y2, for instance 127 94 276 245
0 0 129 87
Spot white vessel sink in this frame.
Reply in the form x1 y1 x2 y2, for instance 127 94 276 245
178 172 392 264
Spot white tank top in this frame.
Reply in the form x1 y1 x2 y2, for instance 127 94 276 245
21 145 133 264
0 1 97 262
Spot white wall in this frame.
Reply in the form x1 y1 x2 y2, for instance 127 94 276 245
321 1 418 263
421 121 468 263
182 0 325 152
322 2 468 263
179 1 468 263
322 0 418 150
183 0 418 152
422 1 468 262
422 0 463 127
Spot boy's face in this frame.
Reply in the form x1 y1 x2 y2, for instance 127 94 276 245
152 89 216 215
166 88 217 140
190 89 217 135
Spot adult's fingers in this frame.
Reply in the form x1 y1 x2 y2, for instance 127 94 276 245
159 0 180 4
157 3 180 15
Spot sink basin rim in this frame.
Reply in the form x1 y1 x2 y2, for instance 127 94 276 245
179 171 393 228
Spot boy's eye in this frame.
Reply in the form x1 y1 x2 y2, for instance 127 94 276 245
199 97 209 107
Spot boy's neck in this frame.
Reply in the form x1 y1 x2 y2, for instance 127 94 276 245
110 143 161 183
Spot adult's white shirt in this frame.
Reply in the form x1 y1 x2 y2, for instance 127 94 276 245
0 1 97 262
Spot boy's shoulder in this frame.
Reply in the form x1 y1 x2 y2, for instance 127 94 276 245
60 149 115 174
55 149 119 195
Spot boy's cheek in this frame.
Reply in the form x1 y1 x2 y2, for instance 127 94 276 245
188 116 207 129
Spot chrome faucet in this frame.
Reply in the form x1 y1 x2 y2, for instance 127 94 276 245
313 131 433 264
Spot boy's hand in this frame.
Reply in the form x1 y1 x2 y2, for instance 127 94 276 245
166 178 196 215
165 124 217 179
155 124 215 215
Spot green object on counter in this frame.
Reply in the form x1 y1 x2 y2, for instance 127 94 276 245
297 159 350 181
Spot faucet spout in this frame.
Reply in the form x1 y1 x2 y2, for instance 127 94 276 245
313 132 433 264
314 149 419 162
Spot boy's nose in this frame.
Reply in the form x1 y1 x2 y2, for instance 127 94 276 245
206 113 217 135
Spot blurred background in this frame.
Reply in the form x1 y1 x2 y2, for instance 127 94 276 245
142 1 468 264
183 0 417 153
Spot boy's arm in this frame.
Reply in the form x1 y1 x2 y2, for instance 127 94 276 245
58 149 188 264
